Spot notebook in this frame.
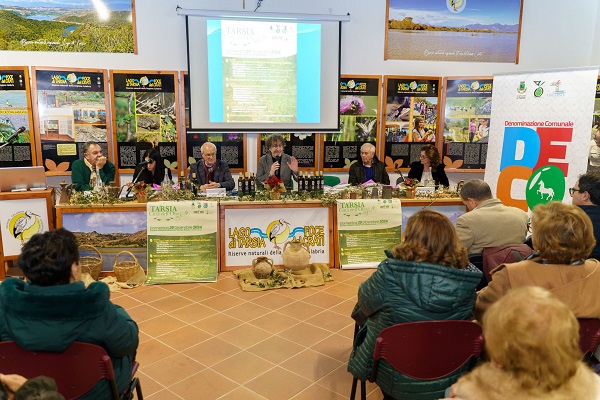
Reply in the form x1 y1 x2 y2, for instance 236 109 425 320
0 166 47 192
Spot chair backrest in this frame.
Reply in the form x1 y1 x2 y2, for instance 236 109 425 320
371 320 484 381
0 341 120 400
578 318 600 359
323 175 341 187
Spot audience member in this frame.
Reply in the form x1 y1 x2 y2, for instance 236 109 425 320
0 228 139 400
589 128 600 171
456 179 529 255
446 287 600 400
570 171 600 259
189 142 235 192
348 210 482 399
0 374 63 400
71 141 116 192
348 143 390 185
256 134 298 189
474 201 600 321
132 147 171 185
407 144 450 187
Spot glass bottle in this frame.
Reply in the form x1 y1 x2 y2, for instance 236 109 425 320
179 171 187 191
238 172 244 195
94 167 104 193
190 172 198 195
249 173 256 195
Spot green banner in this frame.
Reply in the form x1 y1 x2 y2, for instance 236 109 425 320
146 201 218 284
337 199 403 268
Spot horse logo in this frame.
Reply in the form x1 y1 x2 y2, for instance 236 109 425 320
536 180 554 201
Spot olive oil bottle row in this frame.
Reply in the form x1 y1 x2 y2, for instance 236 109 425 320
237 172 256 196
179 171 198 196
297 171 324 194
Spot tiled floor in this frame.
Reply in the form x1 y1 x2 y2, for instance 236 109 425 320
112 268 385 400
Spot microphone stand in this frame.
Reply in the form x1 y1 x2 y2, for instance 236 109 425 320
125 166 146 198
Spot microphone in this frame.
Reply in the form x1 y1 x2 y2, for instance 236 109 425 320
394 162 405 184
138 160 151 166
274 156 281 177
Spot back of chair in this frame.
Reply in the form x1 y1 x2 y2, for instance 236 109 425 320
578 318 600 359
0 341 120 400
323 175 341 187
371 320 484 381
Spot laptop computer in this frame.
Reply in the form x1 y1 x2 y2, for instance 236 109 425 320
0 166 47 192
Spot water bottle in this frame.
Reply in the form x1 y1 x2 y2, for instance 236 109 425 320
423 167 434 187
94 167 104 193
162 167 171 190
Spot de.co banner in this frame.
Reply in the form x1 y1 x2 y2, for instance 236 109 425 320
484 67 598 212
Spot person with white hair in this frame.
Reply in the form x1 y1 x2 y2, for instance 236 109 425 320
348 142 390 185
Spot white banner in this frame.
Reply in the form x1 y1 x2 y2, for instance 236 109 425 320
0 199 49 256
224 206 330 268
484 67 599 211
337 199 402 269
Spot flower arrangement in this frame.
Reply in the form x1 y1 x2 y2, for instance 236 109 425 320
131 182 153 195
401 178 420 189
263 176 286 194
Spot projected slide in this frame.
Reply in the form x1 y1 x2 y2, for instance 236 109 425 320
207 20 320 124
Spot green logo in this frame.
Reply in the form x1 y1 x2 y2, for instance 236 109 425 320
525 166 565 210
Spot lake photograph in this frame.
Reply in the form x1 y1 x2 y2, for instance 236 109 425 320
386 0 523 63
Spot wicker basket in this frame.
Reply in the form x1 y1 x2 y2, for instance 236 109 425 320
79 245 103 281
113 251 140 282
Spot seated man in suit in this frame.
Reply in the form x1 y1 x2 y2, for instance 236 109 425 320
348 143 390 185
570 171 600 259
456 179 529 256
71 141 116 192
189 142 235 192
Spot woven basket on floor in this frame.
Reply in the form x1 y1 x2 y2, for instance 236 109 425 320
79 245 102 281
113 251 140 282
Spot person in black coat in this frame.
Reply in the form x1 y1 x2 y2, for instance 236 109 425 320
348 143 390 185
132 148 170 185
408 144 449 188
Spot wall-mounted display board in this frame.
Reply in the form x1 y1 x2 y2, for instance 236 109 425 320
258 133 317 171
0 67 36 167
31 67 112 176
441 77 493 171
322 75 381 171
382 76 441 170
186 131 246 172
110 70 180 174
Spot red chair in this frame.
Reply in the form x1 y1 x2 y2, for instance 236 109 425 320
0 341 142 400
578 318 600 362
350 320 484 400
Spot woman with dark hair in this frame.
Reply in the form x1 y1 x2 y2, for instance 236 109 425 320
411 117 433 142
407 144 450 187
132 147 170 185
348 210 482 399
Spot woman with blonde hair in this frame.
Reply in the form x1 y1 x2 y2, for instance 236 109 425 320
474 201 600 321
447 286 600 400
348 209 482 399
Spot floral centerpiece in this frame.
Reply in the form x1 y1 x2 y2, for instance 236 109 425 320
263 176 286 200
131 182 152 202
401 178 419 199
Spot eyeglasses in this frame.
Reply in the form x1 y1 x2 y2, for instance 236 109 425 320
419 154 428 159
569 187 582 195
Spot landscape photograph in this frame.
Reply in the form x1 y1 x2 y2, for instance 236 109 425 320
0 0 136 53
386 0 523 63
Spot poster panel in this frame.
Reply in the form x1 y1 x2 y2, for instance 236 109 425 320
385 0 523 63
587 78 600 172
224 206 330 268
0 198 49 257
484 67 598 212
0 67 36 167
322 75 381 171
62 210 147 273
337 199 402 269
186 131 246 172
32 68 111 175
258 133 317 170
383 76 441 171
146 201 219 284
111 71 180 173
442 77 493 170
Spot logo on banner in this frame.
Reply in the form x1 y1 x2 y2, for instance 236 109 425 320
533 81 545 97
447 0 466 13
6 211 44 245
0 74 15 84
498 121 573 210
549 80 566 97
51 73 93 86
125 76 162 89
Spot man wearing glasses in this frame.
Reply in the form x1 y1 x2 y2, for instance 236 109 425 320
189 142 235 192
570 171 600 259
71 141 116 192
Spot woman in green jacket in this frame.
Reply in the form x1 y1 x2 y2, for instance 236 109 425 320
0 228 139 400
348 210 482 400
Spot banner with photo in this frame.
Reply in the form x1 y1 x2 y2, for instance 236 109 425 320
383 76 441 171
322 75 381 171
224 205 331 268
442 77 493 170
32 67 110 175
111 71 180 173
0 67 36 167
146 201 219 284
484 67 598 212
337 199 402 269
385 0 523 63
